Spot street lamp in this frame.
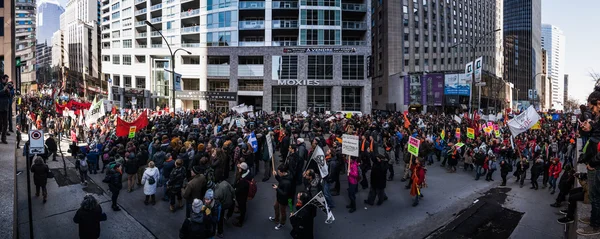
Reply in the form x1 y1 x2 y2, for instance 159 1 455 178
145 20 192 111
450 28 501 116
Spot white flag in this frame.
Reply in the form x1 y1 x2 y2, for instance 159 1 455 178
265 134 274 159
453 115 462 124
309 191 335 224
507 106 540 137
310 146 328 178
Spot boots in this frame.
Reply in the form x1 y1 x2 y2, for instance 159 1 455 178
178 199 184 209
151 195 156 205
170 204 175 212
348 201 356 213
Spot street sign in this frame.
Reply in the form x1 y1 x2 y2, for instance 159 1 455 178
29 130 45 154
474 57 483 83
475 82 486 87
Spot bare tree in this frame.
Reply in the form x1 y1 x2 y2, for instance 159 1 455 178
564 96 580 112
589 69 600 86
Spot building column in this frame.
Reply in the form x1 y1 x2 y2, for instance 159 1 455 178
229 54 239 109
362 80 372 113
263 55 273 112
199 47 208 110
331 86 341 112
297 86 307 112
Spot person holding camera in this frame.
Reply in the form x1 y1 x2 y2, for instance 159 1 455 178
0 74 11 144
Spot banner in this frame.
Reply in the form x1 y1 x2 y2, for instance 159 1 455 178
309 146 328 178
507 106 541 137
249 132 258 153
85 98 105 126
407 136 420 157
531 121 541 130
341 134 359 157
174 73 182 91
423 74 445 106
474 57 482 83
453 115 462 124
467 128 474 139
265 134 274 159
116 110 149 137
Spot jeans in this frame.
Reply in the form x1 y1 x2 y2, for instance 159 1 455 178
88 162 98 174
79 170 88 183
323 181 335 208
427 153 434 164
549 177 557 191
589 169 600 228
475 165 483 180
35 185 47 197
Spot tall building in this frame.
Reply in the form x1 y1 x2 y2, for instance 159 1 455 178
36 0 65 44
541 23 565 110
35 41 53 84
371 0 504 112
101 0 372 112
564 74 568 106
59 0 101 98
1 0 16 89
16 0 37 92
503 0 542 110
540 48 550 111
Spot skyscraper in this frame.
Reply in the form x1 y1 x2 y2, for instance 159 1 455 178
541 24 565 110
16 0 37 92
37 0 64 44
1 0 16 91
503 0 542 110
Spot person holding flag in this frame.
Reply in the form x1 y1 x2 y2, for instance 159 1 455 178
410 159 426 207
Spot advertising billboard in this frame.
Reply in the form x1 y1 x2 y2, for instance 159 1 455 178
424 74 444 106
444 73 470 96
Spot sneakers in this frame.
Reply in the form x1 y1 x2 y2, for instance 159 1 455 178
577 226 600 236
274 224 284 230
559 209 568 215
580 217 591 225
557 217 574 224
550 203 561 208
268 217 277 223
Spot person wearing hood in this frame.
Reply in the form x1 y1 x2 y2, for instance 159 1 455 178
233 162 251 227
290 192 316 239
73 194 107 239
269 164 294 230
141 161 160 205
202 189 221 238
214 178 234 237
184 166 208 218
168 159 187 212
31 157 49 203
530 158 544 190
162 154 176 201
178 199 206 239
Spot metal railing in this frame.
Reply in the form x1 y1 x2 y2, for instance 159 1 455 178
150 3 162 10
135 21 146 26
239 1 265 9
150 17 162 23
272 1 298 9
271 41 298 46
239 20 265 29
181 26 201 33
135 8 147 15
182 43 201 48
136 32 147 37
181 9 200 18
342 21 367 30
272 20 298 29
341 3 366 11
134 0 145 4
238 41 264 46
138 44 147 48
151 44 162 48
150 31 161 36
238 85 263 91
342 40 365 46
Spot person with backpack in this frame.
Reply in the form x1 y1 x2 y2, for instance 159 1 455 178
233 162 252 227
75 154 89 186
184 165 208 218
87 148 99 175
141 161 160 205
178 199 207 239
214 179 235 237
168 159 187 212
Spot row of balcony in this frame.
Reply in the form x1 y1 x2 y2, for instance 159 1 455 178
238 20 366 30
127 40 365 47
236 1 366 11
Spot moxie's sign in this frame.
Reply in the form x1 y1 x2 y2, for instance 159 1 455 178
276 80 320 86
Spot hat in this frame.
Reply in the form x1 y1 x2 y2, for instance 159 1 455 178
192 165 201 175
237 138 243 144
297 138 304 144
192 199 203 214
204 189 214 200
206 180 215 189
239 162 248 170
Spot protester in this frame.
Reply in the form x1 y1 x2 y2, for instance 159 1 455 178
31 157 50 203
269 164 293 230
290 192 316 239
168 159 187 212
141 161 160 205
106 163 123 211
73 194 107 239
233 162 250 227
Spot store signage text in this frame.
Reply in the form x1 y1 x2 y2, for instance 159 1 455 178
283 48 356 54
276 80 320 86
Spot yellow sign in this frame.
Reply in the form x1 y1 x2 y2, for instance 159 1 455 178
484 127 492 134
467 128 475 139
128 126 137 138
440 130 445 140
345 113 352 119
531 122 541 130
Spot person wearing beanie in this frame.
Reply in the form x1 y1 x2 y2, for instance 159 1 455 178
203 189 221 238
179 198 207 239
183 165 208 218
73 194 107 239
233 162 251 227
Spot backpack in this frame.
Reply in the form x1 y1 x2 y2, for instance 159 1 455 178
80 160 88 172
204 167 216 184
244 178 258 200
148 174 156 185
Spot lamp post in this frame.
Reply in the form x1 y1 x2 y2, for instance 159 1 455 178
145 20 191 111
451 28 500 117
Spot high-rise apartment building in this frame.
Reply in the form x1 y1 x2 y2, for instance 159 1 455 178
541 23 565 111
1 0 16 90
503 0 542 110
564 74 568 106
101 0 371 112
58 0 101 98
371 0 504 112
16 0 37 92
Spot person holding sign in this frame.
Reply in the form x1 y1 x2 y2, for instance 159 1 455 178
410 159 426 207
345 156 360 213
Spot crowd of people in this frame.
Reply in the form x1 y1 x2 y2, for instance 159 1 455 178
15 84 600 238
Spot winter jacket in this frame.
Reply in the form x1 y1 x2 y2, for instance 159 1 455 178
141 167 160 195
107 169 123 192
168 166 187 190
183 173 207 202
125 157 138 175
290 204 316 239
275 174 294 205
297 143 308 162
235 172 251 203
45 137 58 153
370 161 387 189
348 160 360 185
325 155 339 183
73 205 107 239
153 151 166 169
210 155 224 183
179 212 206 239
500 161 511 175
214 181 235 209
549 162 562 179
163 159 175 180
31 161 49 186
530 161 543 177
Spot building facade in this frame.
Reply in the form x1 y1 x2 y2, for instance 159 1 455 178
564 74 568 106
58 0 101 98
504 0 542 110
541 23 565 111
36 0 64 44
371 0 504 113
1 0 16 85
35 42 53 84
101 0 371 112
16 0 37 92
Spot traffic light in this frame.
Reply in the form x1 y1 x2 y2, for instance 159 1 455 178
16 57 21 67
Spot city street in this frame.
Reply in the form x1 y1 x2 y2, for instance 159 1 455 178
14 135 566 238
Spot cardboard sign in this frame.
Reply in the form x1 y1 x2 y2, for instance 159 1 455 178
128 126 136 138
29 130 45 154
572 116 577 124
265 134 274 159
341 134 359 157
455 128 461 139
440 130 445 140
484 127 492 135
487 122 493 128
467 128 475 139
193 118 199 125
408 136 420 157
455 142 465 148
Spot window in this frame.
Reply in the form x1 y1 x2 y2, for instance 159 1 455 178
136 77 146 89
272 56 298 80
192 101 200 110
305 29 318 45
404 59 409 66
123 40 132 48
135 55 146 63
378 87 382 95
207 11 232 28
111 2 120 10
124 75 132 87
207 0 234 10
112 55 120 64
113 75 121 86
102 55 110 62
112 11 120 20
308 55 333 80
238 80 263 91
300 29 340 45
307 87 331 113
208 80 229 92
122 7 131 17
206 31 231 46
123 55 132 65
301 9 340 26
342 87 361 111
303 0 338 7
112 31 120 38
182 56 200 64
342 55 364 80
112 40 120 48
183 78 200 90
122 29 132 37
112 21 120 29
0 18 3 36
272 87 297 113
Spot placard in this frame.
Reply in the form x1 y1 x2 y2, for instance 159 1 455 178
467 128 474 139
572 116 577 124
341 134 359 157
440 130 445 140
128 126 136 138
407 136 420 157
455 142 465 148
193 118 199 125
455 128 461 139
29 130 45 154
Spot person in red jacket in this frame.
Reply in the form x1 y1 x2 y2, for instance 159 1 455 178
548 158 562 194
410 159 426 207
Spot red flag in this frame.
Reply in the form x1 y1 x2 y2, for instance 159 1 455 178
116 110 149 137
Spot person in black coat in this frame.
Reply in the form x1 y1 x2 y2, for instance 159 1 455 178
500 160 511 186
280 132 290 163
269 164 294 229
530 158 544 190
31 157 49 203
107 164 123 211
365 154 388 206
73 195 107 239
233 162 251 227
551 165 576 207
290 192 316 239
45 134 58 161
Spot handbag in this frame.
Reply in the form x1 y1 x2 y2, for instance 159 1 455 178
47 169 54 179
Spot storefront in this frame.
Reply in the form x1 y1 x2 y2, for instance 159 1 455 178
272 87 297 113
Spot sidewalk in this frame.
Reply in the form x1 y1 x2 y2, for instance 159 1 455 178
0 121 17 239
17 133 154 239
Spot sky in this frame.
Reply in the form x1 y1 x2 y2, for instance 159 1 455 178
542 0 599 104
